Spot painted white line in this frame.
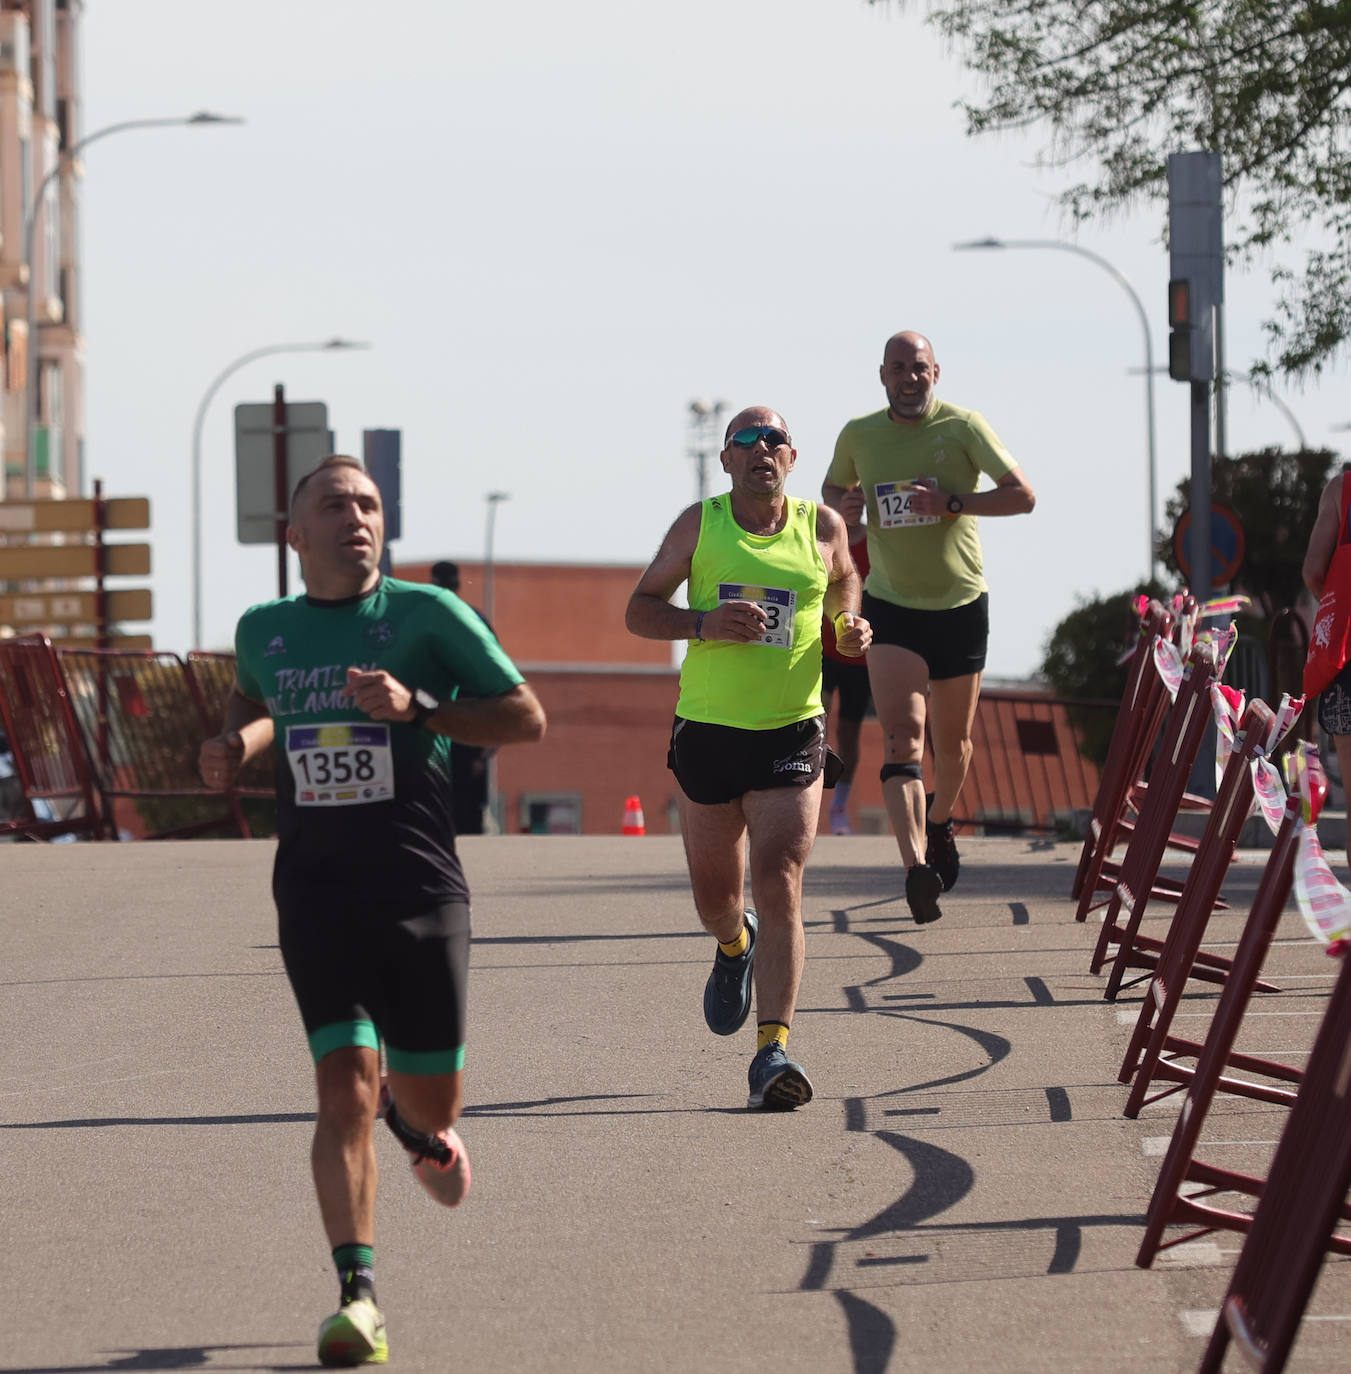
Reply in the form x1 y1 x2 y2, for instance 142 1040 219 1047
1116 1009 1138 1024
1142 1137 1172 1156
1168 1010 1322 1018
1156 1240 1225 1268
1180 1310 1218 1337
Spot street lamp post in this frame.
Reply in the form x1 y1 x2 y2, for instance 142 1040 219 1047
953 237 1159 584
483 490 511 625
687 398 727 502
24 111 243 498
189 338 370 649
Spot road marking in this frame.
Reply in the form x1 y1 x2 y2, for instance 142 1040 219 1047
1156 1240 1224 1268
1180 1309 1218 1336
1144 1136 1279 1155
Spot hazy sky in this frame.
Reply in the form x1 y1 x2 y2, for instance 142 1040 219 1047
78 0 1348 675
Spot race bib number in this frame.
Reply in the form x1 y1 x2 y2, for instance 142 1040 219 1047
875 480 939 529
718 583 796 649
287 722 394 807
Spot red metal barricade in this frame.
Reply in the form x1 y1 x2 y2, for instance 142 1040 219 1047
1135 788 1351 1267
1197 948 1351 1373
57 648 253 839
1071 600 1174 903
1118 699 1282 1111
1088 640 1224 988
0 635 104 840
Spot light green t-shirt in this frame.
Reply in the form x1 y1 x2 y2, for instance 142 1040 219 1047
826 399 1016 610
677 493 827 730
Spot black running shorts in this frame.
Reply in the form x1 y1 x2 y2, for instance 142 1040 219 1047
277 897 471 1074
822 654 872 723
668 715 826 805
862 590 989 681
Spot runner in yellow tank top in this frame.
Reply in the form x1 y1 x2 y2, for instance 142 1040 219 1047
627 405 872 1111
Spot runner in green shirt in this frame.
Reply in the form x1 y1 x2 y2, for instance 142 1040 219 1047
627 405 871 1110
823 331 1035 924
199 455 546 1367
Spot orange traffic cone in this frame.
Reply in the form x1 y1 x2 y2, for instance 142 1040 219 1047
622 795 646 835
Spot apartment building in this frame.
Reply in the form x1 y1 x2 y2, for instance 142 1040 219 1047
0 0 84 500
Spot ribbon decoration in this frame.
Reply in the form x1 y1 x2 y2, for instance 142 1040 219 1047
1200 594 1252 619
1264 693 1306 753
1287 744 1349 957
1210 683 1246 790
1153 636 1185 701
1251 756 1286 834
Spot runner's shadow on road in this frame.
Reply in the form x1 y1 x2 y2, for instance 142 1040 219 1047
2 1342 311 1371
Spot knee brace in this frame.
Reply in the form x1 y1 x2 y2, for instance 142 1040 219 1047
880 762 923 784
385 1102 454 1166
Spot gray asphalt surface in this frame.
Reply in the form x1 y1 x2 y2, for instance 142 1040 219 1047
5 835 1349 1372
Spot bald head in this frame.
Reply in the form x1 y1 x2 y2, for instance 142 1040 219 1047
880 332 939 420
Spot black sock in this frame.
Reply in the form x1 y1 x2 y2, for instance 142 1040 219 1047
333 1242 375 1306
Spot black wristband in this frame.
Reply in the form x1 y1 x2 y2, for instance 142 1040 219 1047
693 611 706 642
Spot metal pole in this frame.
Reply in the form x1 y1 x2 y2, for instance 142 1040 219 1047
24 113 243 498
953 238 1158 582
1190 377 1213 603
273 384 289 599
189 337 369 648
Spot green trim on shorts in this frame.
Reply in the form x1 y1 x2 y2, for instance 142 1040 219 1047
309 1019 380 1063
385 1044 466 1075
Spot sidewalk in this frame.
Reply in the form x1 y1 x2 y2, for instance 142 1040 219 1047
4 835 1347 1372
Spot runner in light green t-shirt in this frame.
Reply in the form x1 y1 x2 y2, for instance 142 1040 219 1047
627 403 873 1112
823 331 1036 925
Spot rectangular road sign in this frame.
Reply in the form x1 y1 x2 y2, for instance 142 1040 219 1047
48 633 154 651
0 588 153 624
0 543 150 579
0 497 150 534
235 400 331 544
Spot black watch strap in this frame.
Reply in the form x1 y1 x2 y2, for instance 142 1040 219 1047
409 688 438 728
946 493 965 515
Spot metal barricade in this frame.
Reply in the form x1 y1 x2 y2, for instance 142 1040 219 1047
0 634 104 840
57 648 252 839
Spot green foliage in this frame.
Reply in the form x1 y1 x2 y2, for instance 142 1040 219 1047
1159 446 1336 615
1041 581 1170 763
875 1 1351 375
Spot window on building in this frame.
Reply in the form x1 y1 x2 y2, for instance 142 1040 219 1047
519 793 582 835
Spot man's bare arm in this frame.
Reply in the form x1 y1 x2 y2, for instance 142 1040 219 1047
424 683 546 747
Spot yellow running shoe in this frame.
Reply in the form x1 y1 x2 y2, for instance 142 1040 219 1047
317 1296 389 1366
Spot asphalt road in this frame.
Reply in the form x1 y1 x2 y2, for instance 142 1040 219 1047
5 835 1348 1372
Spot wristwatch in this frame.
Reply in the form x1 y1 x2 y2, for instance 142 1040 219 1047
946 493 965 516
408 687 439 728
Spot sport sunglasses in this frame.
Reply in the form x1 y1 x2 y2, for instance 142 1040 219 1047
727 424 791 449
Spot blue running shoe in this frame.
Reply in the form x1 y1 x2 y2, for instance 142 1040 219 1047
703 909 758 1036
747 1041 813 1110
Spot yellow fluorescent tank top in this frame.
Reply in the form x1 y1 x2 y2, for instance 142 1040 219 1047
677 492 828 730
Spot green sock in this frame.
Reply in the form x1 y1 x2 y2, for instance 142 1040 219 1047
334 1243 375 1306
757 1021 790 1052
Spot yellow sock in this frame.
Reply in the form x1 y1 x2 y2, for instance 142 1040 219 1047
757 1021 790 1052
718 923 749 958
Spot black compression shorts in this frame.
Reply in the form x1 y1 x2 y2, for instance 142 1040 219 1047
822 654 872 723
668 715 826 806
862 590 989 681
277 898 471 1074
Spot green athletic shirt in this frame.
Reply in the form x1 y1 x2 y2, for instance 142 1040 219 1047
677 492 827 730
234 577 524 908
826 399 1017 611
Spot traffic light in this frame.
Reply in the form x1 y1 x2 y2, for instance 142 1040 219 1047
1168 278 1192 382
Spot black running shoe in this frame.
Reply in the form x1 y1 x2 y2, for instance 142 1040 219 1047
703 909 758 1036
926 813 960 892
905 864 944 923
747 1041 813 1110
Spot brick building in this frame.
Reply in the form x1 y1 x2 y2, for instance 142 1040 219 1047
394 557 1102 837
